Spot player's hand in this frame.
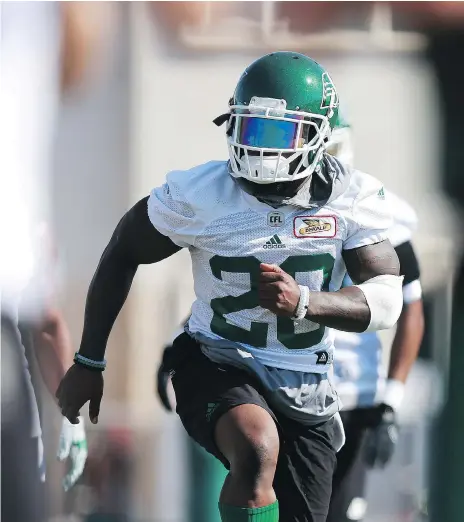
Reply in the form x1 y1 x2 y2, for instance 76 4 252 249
56 364 104 425
364 404 399 468
258 263 301 317
57 416 88 491
156 345 174 411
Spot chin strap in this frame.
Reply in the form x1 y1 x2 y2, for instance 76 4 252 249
213 113 230 127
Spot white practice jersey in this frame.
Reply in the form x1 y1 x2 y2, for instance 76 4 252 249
148 160 392 374
333 191 421 409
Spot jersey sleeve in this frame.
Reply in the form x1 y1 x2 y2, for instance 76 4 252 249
343 173 393 250
147 171 203 248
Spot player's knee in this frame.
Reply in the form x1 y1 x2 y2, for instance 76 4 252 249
237 430 279 485
215 404 279 486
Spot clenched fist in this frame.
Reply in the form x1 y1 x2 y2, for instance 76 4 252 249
258 263 301 317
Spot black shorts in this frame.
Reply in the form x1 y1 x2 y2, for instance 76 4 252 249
170 333 338 522
327 408 376 522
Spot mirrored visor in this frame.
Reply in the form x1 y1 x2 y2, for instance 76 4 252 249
236 115 305 149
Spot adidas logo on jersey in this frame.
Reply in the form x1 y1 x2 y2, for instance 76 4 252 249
316 351 332 365
263 235 286 249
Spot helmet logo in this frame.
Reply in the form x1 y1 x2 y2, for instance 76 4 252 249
320 72 339 111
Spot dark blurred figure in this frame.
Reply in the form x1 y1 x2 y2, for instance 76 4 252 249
1 318 44 521
426 14 464 522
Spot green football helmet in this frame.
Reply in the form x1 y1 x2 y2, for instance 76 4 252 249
325 108 354 167
225 52 339 186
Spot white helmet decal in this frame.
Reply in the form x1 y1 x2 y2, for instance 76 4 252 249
320 72 339 112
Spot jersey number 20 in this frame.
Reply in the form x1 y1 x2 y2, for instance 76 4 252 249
209 253 335 349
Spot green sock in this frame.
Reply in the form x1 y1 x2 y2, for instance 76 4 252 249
219 501 279 522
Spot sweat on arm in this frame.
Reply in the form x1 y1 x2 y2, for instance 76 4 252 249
78 197 182 361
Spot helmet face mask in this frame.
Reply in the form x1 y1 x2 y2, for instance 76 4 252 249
228 100 331 184
225 52 339 190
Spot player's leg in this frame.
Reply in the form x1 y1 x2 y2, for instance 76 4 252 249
215 404 279 508
327 409 371 522
171 334 280 522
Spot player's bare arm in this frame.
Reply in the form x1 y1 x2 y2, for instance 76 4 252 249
388 300 424 382
56 197 181 423
258 239 401 333
33 307 74 396
78 196 181 361
363 239 424 469
387 241 424 384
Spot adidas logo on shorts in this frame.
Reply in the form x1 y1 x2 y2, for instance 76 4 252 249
206 402 219 421
263 234 286 249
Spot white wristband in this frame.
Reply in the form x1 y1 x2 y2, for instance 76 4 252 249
293 285 310 321
383 379 405 411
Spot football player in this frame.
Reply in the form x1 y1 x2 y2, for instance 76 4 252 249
156 112 425 522
325 115 424 521
56 52 404 522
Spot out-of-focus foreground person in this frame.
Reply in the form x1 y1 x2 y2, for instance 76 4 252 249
1 3 68 519
1 2 110 519
419 6 464 522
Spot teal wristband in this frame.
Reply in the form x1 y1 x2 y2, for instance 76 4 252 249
74 353 106 371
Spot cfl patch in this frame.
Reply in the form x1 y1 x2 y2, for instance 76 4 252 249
293 215 337 238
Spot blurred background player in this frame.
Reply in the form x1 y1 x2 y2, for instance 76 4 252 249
324 115 424 522
0 2 110 519
18 223 88 493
